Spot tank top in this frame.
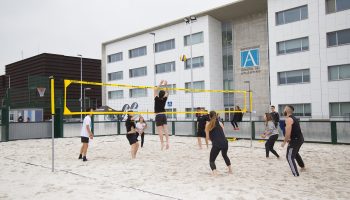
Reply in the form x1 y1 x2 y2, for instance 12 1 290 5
209 120 228 148
290 115 304 140
154 96 167 113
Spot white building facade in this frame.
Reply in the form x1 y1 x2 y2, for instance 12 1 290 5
102 0 350 121
268 0 350 120
102 16 224 120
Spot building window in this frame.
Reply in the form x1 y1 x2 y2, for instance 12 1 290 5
129 67 147 78
224 107 235 121
185 108 193 119
330 102 350 117
326 0 350 14
129 46 147 58
107 52 123 63
185 81 205 93
165 108 177 119
327 29 350 47
276 5 308 25
184 32 203 46
108 90 124 99
329 64 350 81
278 104 311 117
224 93 234 107
160 84 176 95
155 39 175 52
277 37 309 55
108 71 123 81
278 69 310 85
156 61 175 74
185 56 204 69
129 88 147 98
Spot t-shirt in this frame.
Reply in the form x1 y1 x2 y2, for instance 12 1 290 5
81 115 91 138
154 96 167 113
265 121 279 137
197 115 209 131
136 122 147 133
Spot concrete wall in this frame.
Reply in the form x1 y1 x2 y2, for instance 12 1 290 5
232 12 270 119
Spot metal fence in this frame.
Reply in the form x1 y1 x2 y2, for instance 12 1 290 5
61 120 349 144
0 120 349 144
8 122 51 140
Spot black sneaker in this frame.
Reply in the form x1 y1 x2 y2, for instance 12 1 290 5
78 154 82 159
83 156 88 162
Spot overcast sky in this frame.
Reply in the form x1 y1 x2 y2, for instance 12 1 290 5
0 0 236 75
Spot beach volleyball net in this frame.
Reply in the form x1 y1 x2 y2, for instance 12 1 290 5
57 79 252 120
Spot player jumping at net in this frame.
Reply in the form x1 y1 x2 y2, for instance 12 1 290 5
205 111 232 176
78 107 94 162
136 115 147 148
281 105 306 176
154 80 170 150
261 113 280 159
125 112 139 159
196 107 209 149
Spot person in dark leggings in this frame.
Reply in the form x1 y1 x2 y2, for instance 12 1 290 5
205 111 232 176
281 105 305 176
261 113 280 158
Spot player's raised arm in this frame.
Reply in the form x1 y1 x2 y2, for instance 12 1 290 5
154 80 164 97
163 80 169 98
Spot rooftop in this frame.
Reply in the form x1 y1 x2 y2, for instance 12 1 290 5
102 0 267 46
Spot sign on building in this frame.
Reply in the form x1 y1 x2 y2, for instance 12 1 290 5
240 48 259 68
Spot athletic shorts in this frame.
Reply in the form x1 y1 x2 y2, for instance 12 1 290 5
81 136 89 143
126 133 138 145
155 114 167 126
197 129 206 138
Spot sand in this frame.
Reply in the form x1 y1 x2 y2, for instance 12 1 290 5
0 135 350 200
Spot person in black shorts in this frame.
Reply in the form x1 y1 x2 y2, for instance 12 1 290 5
154 80 170 150
197 108 209 149
281 105 305 176
205 111 232 176
125 112 139 159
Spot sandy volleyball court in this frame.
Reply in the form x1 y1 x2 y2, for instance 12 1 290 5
0 135 349 200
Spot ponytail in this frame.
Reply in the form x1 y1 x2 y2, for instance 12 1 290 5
206 111 217 132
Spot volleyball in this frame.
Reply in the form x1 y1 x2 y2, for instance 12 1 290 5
180 54 187 62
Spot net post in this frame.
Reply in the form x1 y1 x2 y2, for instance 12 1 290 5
249 91 253 113
50 77 55 173
117 121 121 135
172 121 175 136
331 121 337 144
152 121 156 135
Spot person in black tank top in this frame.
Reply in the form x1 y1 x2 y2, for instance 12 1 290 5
281 105 305 176
154 80 170 150
205 111 232 176
125 112 139 159
196 108 209 149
